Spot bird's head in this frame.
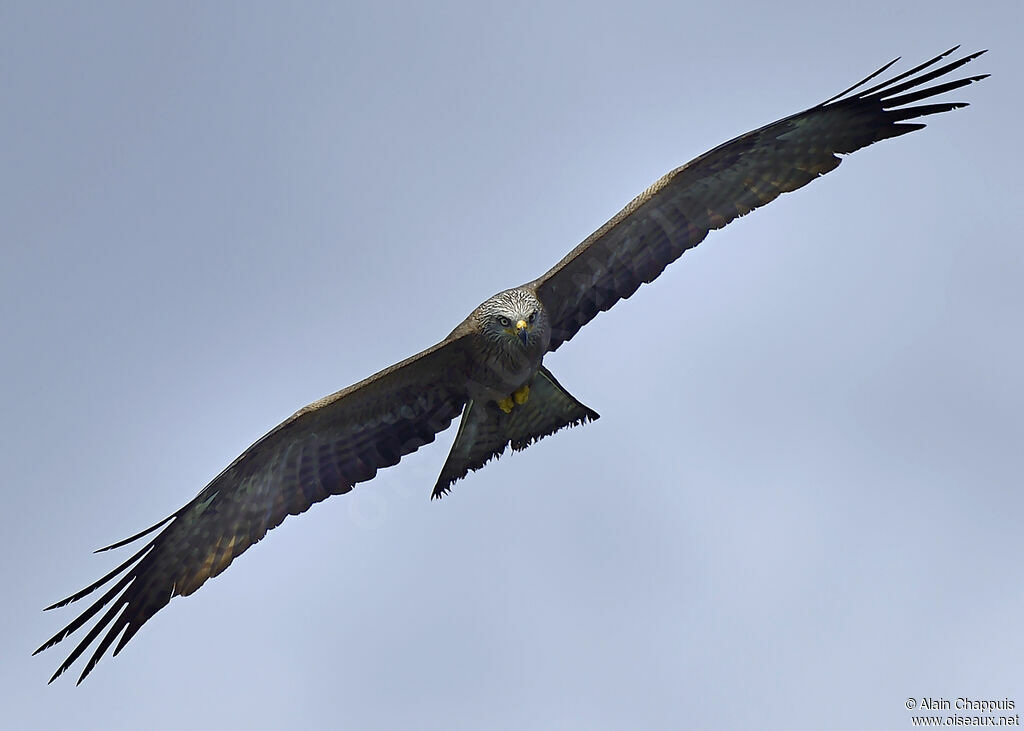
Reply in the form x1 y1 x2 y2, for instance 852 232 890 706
475 288 549 352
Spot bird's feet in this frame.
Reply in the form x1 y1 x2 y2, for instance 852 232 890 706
497 384 530 413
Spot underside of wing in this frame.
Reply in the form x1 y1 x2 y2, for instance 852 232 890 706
35 335 472 683
530 47 987 351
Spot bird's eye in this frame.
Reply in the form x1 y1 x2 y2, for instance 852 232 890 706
528 311 536 323
498 316 511 327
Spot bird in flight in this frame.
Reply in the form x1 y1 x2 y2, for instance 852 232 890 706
36 47 987 684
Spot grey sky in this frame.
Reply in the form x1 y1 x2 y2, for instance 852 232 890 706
3 2 1022 729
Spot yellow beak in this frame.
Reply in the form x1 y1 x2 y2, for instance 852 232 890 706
515 319 529 345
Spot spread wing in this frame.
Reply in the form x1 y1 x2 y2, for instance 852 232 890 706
34 335 472 684
530 47 988 351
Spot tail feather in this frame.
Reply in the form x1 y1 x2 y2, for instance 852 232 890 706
432 367 598 498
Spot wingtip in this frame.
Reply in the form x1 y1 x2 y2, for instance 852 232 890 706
48 661 70 685
43 591 88 613
76 663 95 686
34 629 65 656
94 514 176 553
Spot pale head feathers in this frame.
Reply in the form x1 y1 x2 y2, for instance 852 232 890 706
473 288 549 350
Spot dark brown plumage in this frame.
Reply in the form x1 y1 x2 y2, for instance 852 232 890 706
36 47 987 684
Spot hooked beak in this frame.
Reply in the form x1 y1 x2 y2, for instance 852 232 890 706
515 319 529 346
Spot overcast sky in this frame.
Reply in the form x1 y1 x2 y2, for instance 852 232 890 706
3 2 1022 729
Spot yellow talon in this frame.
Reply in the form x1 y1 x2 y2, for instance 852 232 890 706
497 385 529 413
